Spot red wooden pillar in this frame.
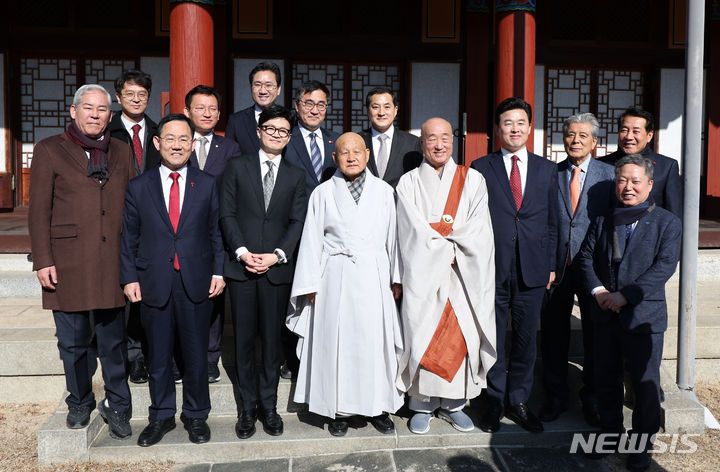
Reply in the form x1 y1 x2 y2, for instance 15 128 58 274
465 3 492 164
494 1 536 152
169 1 214 114
706 8 720 216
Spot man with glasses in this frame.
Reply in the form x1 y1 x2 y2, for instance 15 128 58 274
220 105 307 440
183 85 239 384
226 62 283 155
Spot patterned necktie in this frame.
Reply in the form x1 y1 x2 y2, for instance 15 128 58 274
309 132 323 181
131 124 143 170
376 133 389 178
510 155 523 210
197 136 208 171
570 166 581 215
169 172 180 270
263 160 275 210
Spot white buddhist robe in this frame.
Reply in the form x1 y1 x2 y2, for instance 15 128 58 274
287 170 404 419
396 159 497 402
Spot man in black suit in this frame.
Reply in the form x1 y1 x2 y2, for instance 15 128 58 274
471 97 558 434
109 69 161 384
226 62 282 155
600 107 681 218
183 85 240 384
283 80 340 198
220 105 307 440
358 86 422 188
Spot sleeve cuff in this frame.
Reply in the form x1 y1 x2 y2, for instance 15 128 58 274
591 286 606 296
235 247 248 262
212 275 223 279
274 248 287 264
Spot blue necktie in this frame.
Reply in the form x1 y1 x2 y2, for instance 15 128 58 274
309 132 322 181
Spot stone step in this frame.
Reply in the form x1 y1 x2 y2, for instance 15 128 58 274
0 254 38 298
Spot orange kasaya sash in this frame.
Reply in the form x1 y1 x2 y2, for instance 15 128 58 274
419 165 469 383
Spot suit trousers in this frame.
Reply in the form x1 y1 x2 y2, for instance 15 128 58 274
540 264 596 406
207 293 225 364
486 245 546 406
141 270 212 420
229 275 290 412
53 308 131 412
125 301 145 362
593 316 663 450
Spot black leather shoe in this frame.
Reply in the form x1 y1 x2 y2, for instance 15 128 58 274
208 362 220 383
66 401 95 429
582 402 601 428
129 358 149 384
478 403 502 433
279 362 293 380
539 397 566 422
328 419 349 437
626 451 650 471
235 408 257 439
137 417 176 447
505 403 543 432
261 408 283 436
180 413 211 444
369 412 395 434
173 364 183 384
97 398 131 439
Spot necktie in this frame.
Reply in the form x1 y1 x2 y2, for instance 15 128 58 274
510 155 523 210
263 160 275 210
570 167 581 215
309 132 323 181
131 124 143 170
197 136 208 170
376 133 389 178
169 172 180 270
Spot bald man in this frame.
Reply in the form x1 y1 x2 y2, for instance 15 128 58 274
396 118 497 435
288 132 404 437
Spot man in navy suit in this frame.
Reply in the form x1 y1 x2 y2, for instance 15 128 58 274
226 62 282 155
220 105 307 440
600 107 681 218
471 97 558 433
576 155 681 471
283 80 340 198
358 86 423 188
539 113 615 426
121 114 225 447
184 84 240 384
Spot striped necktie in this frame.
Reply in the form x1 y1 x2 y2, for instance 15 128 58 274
309 132 323 181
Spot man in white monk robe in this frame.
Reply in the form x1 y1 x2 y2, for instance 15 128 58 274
287 132 404 437
396 117 497 434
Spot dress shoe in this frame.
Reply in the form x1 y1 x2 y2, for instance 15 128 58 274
408 412 433 434
539 397 566 422
369 412 395 434
328 418 349 437
626 451 650 471
505 403 543 433
137 417 176 447
173 364 183 384
208 362 220 383
235 408 257 439
279 362 293 380
66 401 95 429
180 413 211 444
583 402 601 428
129 357 149 384
97 398 131 439
437 408 474 432
478 403 502 433
260 408 283 436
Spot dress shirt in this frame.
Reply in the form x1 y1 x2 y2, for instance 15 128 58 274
501 147 528 195
371 125 395 159
120 115 146 145
567 155 592 192
298 124 326 166
254 104 263 124
193 131 213 157
591 220 638 295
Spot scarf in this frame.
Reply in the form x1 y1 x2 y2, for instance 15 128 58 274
611 196 655 264
65 120 111 181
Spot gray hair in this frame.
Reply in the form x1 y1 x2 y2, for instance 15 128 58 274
615 154 654 180
72 84 112 108
562 112 600 140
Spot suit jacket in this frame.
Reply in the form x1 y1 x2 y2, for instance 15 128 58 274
600 147 682 219
220 153 307 284
188 133 240 182
283 125 340 197
120 166 224 307
226 105 260 156
109 113 160 175
555 157 616 281
359 127 423 188
28 133 136 311
471 150 559 288
576 207 681 333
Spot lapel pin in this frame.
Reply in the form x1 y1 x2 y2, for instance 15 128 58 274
190 181 195 187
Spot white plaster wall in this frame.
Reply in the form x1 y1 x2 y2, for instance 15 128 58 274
233 58 286 112
409 62 460 162
139 57 170 123
0 53 5 173
534 64 546 159
659 68 684 172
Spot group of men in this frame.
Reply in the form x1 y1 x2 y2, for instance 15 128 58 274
28 60 681 471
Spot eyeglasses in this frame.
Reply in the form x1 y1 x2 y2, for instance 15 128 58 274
260 125 291 138
297 99 328 111
191 106 219 114
159 135 193 146
252 82 278 91
121 91 149 101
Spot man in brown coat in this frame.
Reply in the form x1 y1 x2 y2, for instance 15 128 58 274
28 84 136 440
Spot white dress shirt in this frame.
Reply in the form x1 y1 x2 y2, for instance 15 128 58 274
501 146 528 195
298 124 325 165
193 131 214 156
159 164 187 211
254 104 263 123
121 115 146 145
371 125 395 160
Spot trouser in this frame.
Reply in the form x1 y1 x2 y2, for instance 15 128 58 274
125 301 145 363
409 396 466 413
207 293 225 364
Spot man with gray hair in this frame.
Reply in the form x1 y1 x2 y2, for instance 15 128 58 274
28 84 136 439
539 112 615 426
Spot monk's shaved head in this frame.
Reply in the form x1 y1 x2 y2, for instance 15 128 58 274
333 132 370 182
335 132 366 151
420 117 454 172
421 117 452 137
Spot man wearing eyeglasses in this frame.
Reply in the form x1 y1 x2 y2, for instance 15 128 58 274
284 80 340 197
226 62 283 155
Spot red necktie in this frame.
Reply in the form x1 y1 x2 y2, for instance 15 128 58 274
131 124 143 170
169 172 180 271
510 155 523 210
570 167 581 215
